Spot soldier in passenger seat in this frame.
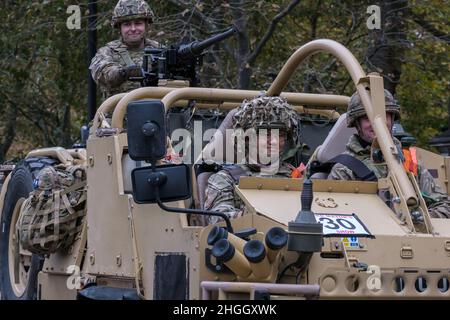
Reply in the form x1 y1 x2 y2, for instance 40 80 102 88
328 89 450 218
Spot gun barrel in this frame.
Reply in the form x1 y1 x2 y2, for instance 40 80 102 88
178 27 237 58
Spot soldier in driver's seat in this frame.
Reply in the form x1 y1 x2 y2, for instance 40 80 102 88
204 96 304 224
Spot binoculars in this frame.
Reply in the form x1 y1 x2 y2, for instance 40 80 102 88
208 226 288 280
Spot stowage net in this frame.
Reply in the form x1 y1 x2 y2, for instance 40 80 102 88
18 166 87 255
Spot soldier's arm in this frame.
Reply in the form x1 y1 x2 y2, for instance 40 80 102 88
89 46 126 88
328 163 357 180
418 164 447 200
419 164 450 218
204 171 242 224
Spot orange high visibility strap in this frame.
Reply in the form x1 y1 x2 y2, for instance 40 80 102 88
403 147 418 176
409 147 418 176
290 163 306 178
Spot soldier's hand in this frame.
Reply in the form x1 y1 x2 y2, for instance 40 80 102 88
120 65 143 79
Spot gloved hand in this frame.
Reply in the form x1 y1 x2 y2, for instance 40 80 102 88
119 65 143 79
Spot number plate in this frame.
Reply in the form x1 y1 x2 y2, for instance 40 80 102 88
315 213 373 237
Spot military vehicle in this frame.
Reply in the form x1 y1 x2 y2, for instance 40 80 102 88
1 39 449 300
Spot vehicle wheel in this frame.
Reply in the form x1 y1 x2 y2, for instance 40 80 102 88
0 157 57 300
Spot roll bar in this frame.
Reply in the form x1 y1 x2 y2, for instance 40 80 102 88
102 38 418 208
267 39 418 206
110 88 348 129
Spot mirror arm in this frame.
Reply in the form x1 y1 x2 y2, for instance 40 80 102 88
155 198 234 233
149 164 234 233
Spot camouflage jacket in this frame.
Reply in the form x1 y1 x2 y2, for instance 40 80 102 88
89 38 159 99
328 134 391 180
329 134 449 218
204 163 292 225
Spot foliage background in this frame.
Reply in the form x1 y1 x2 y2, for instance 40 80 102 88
0 0 448 162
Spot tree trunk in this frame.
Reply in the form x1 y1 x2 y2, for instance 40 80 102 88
61 104 72 148
0 104 18 163
230 0 251 89
366 0 408 94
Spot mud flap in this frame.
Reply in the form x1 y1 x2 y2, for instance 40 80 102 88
154 253 188 300
77 286 140 300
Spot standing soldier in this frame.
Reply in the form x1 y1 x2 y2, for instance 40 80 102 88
204 96 304 224
89 0 159 99
328 89 450 218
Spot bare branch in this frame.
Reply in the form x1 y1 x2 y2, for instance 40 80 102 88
410 12 450 43
164 0 235 57
309 0 322 39
247 0 301 65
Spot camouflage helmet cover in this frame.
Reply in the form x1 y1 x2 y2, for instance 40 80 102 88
233 96 300 142
347 89 401 127
34 167 60 191
111 0 154 28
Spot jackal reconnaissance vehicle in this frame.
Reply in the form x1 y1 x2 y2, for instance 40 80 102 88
1 39 449 300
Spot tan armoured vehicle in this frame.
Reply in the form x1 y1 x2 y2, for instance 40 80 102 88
1 39 450 300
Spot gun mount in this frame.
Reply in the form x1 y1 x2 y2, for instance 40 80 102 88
140 27 236 87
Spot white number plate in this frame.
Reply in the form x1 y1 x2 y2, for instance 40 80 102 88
315 213 372 237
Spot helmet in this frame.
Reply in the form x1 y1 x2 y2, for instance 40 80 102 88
233 95 300 142
111 0 154 28
34 167 60 191
347 89 401 127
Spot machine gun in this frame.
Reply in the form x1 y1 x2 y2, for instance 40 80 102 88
137 27 236 87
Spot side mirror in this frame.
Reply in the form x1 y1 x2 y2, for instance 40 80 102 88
127 100 166 161
131 164 192 204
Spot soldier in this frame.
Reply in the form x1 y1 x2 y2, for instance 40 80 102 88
328 89 450 218
89 0 159 99
204 96 303 224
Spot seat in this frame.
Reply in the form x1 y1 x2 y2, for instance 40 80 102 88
310 113 356 179
195 109 238 212
197 171 214 210
199 108 238 165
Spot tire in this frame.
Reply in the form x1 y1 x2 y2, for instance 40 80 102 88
0 157 57 300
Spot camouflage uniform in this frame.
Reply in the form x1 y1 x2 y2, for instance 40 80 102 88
89 0 158 99
204 96 301 224
90 38 159 99
329 90 450 218
328 134 395 181
204 161 295 225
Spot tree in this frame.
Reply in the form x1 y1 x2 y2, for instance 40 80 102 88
150 0 301 89
366 0 408 94
0 0 448 160
396 0 449 146
0 1 91 160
